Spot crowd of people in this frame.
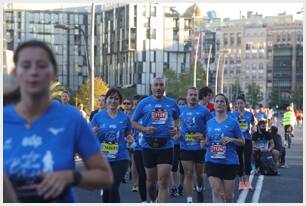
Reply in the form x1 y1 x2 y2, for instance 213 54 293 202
3 40 302 203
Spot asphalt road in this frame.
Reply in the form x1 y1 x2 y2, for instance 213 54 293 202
74 124 303 203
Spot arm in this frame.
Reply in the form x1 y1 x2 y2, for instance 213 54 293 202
4 172 18 203
268 139 275 152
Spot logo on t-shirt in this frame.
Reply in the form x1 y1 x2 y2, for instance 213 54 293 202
22 135 42 148
48 127 64 136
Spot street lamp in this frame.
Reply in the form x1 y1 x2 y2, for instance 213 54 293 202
54 24 93 112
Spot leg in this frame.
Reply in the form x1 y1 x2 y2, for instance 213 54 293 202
131 152 139 191
181 161 194 201
195 162 204 202
223 179 235 203
170 144 179 196
208 176 225 203
134 150 147 202
157 164 172 202
109 160 129 202
244 140 253 189
237 146 245 189
272 149 280 166
145 167 158 202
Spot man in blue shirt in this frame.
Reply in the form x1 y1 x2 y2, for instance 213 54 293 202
179 87 211 203
132 77 180 203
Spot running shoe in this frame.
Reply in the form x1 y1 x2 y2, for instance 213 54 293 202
178 185 184 196
238 181 245 191
245 181 253 190
196 190 204 203
131 186 138 192
170 187 179 197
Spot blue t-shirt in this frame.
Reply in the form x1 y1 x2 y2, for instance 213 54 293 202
231 111 254 140
256 112 267 120
132 96 180 150
210 111 233 118
91 110 131 162
133 116 144 151
179 104 212 151
4 101 100 203
205 116 243 165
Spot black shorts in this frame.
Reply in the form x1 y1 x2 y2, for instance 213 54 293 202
142 148 173 168
205 162 238 180
180 149 205 163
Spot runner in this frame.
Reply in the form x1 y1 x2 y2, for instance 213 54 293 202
89 95 106 121
179 87 211 203
132 95 148 202
91 88 134 203
132 77 180 203
199 86 215 112
60 90 70 105
205 93 244 203
4 40 113 203
232 94 255 190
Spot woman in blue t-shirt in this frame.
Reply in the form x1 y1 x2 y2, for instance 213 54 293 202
92 88 134 203
232 95 256 191
205 93 244 203
4 40 113 203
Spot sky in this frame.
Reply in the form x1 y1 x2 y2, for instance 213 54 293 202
7 2 303 20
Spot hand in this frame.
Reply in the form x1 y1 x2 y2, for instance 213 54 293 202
144 127 157 134
220 137 232 145
36 171 73 200
169 127 178 136
93 125 100 136
200 139 207 148
194 133 204 141
125 134 134 145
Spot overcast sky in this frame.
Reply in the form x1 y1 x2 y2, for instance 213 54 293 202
8 2 303 20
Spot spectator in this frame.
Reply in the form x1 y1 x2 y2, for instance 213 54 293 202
270 126 287 168
199 87 215 112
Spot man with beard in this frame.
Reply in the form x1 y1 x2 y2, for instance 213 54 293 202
132 77 180 203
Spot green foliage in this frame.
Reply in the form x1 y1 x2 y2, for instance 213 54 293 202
49 81 67 101
290 87 303 109
164 64 207 99
231 81 243 102
76 78 109 114
246 82 263 107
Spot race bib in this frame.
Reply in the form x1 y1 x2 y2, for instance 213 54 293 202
185 133 196 144
152 108 168 125
210 144 226 159
102 143 119 159
239 120 248 132
256 140 268 149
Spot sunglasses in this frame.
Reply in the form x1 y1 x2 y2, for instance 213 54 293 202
123 102 131 105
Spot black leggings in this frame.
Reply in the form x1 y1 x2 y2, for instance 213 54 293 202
171 144 184 174
103 160 129 203
237 139 253 176
133 150 147 202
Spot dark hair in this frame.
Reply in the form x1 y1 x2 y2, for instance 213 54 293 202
270 126 278 134
77 102 83 107
61 90 70 96
105 88 123 104
4 89 20 106
199 86 213 100
258 120 266 126
236 93 246 102
176 97 187 104
13 40 58 75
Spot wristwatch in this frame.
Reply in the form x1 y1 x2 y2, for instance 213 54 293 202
72 171 83 186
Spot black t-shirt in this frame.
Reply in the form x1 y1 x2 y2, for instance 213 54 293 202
252 131 271 149
271 133 283 151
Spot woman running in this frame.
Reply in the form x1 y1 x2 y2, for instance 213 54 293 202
205 93 244 203
4 40 113 203
92 88 134 203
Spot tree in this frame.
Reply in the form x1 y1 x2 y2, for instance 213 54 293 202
231 80 243 102
49 81 67 101
246 82 263 107
290 87 303 109
76 78 109 114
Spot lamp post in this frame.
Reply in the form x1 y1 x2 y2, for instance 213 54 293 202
55 24 93 111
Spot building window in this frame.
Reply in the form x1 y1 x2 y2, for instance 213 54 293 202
223 33 228 46
287 32 291 41
146 28 156 39
237 32 241 45
230 33 235 45
277 33 281 42
150 6 156 17
173 30 179 40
